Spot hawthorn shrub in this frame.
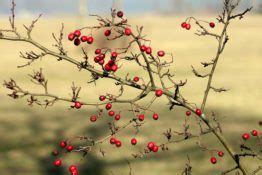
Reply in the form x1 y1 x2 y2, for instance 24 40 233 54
0 0 261 175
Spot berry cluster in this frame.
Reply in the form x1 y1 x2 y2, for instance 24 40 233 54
68 30 94 46
53 141 79 175
181 20 215 31
242 129 259 140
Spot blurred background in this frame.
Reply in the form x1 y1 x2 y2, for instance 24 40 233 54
0 0 261 175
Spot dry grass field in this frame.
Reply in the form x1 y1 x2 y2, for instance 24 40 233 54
0 14 261 175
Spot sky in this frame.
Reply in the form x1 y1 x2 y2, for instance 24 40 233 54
0 0 259 16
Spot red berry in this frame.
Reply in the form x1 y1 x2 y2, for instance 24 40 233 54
131 138 137 145
115 114 121 121
108 110 115 116
140 45 147 52
110 137 116 144
54 159 62 167
181 22 187 28
157 50 165 57
195 108 202 116
68 33 75 41
52 150 59 156
95 49 101 54
152 113 159 120
185 23 191 30
105 103 112 110
111 52 118 58
147 142 155 150
74 30 81 37
74 38 81 46
99 59 105 65
66 145 73 152
152 145 159 152
209 22 215 28
60 140 67 148
90 115 97 122
117 11 124 18
210 157 217 164
104 29 111 36
104 64 111 71
80 35 88 42
74 101 82 109
124 27 132 36
251 130 258 136
145 47 152 54
186 111 191 116
99 54 105 60
155 89 163 97
242 133 250 140
99 95 106 101
111 64 118 72
87 37 94 44
115 140 122 147
133 76 139 82
94 56 100 63
218 151 224 157
69 165 78 173
138 114 145 121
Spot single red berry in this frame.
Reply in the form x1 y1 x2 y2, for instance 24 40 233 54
95 48 101 54
105 103 112 110
87 36 94 44
181 22 187 28
90 115 97 122
147 142 155 150
99 59 105 65
80 35 88 42
209 22 215 28
108 110 115 116
99 95 106 101
74 101 82 109
186 111 191 116
69 165 78 173
157 50 165 57
108 60 115 66
185 23 191 30
140 45 147 52
66 145 73 152
152 113 159 120
68 33 75 41
72 171 78 175
110 137 116 144
115 114 121 121
133 76 139 82
138 114 145 121
155 89 163 97
251 130 258 136
74 38 81 46
124 27 132 36
210 157 217 164
145 47 152 54
60 140 67 148
104 29 111 36
195 108 202 116
52 150 59 156
104 64 111 71
54 159 62 167
131 138 137 145
111 52 118 58
115 140 122 147
218 151 224 157
152 145 159 153
94 56 101 63
111 64 118 72
74 30 81 37
99 54 105 60
242 133 250 140
117 11 124 18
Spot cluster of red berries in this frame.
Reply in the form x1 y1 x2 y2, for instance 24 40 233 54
110 137 122 147
210 150 224 164
53 141 78 175
242 129 259 140
185 108 202 117
93 49 119 72
68 30 94 46
140 45 165 57
181 21 215 30
147 142 159 153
